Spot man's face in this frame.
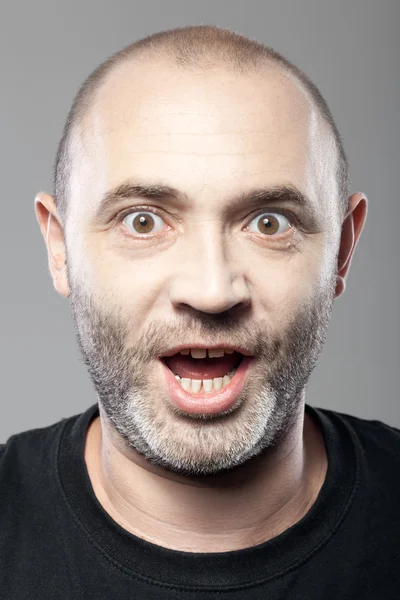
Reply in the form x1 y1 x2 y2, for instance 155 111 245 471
65 59 341 476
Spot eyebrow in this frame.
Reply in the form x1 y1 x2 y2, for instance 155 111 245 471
94 180 318 225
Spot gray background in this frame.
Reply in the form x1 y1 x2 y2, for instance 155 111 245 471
1 0 398 442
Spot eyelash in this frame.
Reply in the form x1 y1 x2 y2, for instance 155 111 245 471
115 205 302 235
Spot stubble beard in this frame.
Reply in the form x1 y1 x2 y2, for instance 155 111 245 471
68 264 336 477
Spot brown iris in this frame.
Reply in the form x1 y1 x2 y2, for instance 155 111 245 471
132 213 154 233
257 215 281 235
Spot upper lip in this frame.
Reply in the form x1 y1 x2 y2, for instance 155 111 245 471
159 344 253 358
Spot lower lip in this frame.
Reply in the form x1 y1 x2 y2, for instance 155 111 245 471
159 356 254 416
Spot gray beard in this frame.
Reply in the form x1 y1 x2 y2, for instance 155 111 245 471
68 262 336 476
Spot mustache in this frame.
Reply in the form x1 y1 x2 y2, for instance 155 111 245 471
137 317 281 364
69 276 332 368
72 296 278 363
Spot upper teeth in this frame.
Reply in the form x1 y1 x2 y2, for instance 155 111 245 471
180 348 235 359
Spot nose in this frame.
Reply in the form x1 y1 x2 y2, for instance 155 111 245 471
167 225 251 315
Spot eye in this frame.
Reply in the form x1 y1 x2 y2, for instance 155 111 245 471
122 211 166 235
246 212 292 236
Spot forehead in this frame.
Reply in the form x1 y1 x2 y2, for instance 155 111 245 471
71 59 337 218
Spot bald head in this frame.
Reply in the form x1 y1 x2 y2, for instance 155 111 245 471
34 23 369 487
54 25 349 226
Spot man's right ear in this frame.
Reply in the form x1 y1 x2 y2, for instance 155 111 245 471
34 192 70 298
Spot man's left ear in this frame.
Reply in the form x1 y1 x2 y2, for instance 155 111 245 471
335 192 368 298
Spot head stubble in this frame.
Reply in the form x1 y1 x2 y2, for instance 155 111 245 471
67 257 336 477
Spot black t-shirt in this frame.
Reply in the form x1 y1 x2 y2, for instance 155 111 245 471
1 402 399 599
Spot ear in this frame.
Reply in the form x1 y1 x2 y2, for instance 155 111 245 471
35 192 70 298
335 192 368 298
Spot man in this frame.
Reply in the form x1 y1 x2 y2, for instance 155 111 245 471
0 24 398 599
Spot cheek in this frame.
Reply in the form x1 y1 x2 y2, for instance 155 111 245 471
251 242 328 321
65 230 93 291
255 264 307 318
74 221 332 327
80 240 167 320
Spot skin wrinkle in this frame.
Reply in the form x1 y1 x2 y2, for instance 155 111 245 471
36 51 367 553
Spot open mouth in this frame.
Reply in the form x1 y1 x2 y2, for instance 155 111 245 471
160 350 244 395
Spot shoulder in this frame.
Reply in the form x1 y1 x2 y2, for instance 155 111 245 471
319 406 400 481
0 412 79 486
335 409 400 453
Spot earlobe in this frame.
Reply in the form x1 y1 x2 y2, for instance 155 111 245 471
54 269 70 298
335 275 346 297
34 192 70 298
335 192 368 299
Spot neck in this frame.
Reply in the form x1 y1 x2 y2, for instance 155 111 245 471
84 404 327 553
